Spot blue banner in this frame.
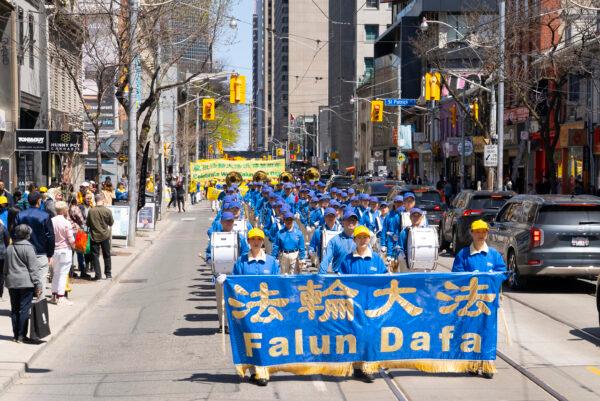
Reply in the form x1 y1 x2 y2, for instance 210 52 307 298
224 272 506 378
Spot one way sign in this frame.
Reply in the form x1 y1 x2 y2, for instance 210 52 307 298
484 145 498 167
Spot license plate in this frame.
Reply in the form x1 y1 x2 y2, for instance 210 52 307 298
572 237 589 247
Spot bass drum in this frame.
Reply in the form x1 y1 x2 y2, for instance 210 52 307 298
406 226 439 271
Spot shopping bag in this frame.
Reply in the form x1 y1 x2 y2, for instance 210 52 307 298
74 230 88 253
29 299 51 339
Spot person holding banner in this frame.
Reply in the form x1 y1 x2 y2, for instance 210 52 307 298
271 212 306 274
452 220 507 273
318 208 359 274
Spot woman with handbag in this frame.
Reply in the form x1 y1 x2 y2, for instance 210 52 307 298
51 201 76 305
3 224 42 343
68 196 88 279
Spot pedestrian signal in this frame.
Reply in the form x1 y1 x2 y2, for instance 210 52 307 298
470 100 479 121
202 98 215 120
371 100 384 122
425 72 441 101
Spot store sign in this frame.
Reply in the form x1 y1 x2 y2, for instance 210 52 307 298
48 131 84 152
15 129 48 151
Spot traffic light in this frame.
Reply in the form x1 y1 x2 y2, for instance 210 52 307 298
202 98 215 121
450 104 457 128
229 75 246 104
470 100 479 121
425 72 441 101
370 100 384 122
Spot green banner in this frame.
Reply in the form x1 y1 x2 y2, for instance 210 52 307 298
190 159 285 182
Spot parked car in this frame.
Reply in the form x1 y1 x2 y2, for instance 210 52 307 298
353 180 401 201
386 185 447 227
488 195 600 289
439 190 515 253
326 175 354 191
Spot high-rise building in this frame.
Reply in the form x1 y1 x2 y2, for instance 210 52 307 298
328 0 391 170
171 0 213 74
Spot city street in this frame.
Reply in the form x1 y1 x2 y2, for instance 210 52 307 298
1 203 599 401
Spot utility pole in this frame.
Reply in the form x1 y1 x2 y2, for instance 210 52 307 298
127 0 139 247
496 0 506 191
194 98 200 161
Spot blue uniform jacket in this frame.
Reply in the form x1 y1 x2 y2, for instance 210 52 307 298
233 253 280 275
271 226 306 259
452 244 507 272
339 251 387 274
319 231 355 274
284 193 296 213
360 209 377 232
309 208 324 228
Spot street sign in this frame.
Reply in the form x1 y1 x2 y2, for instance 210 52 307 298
484 145 498 167
384 98 417 107
457 139 473 157
397 153 406 163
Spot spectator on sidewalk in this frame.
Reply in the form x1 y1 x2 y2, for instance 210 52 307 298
50 201 76 305
176 180 186 212
68 196 87 279
0 180 14 208
115 182 128 202
102 182 115 206
3 224 42 343
14 192 54 299
189 178 198 205
0 214 9 302
87 194 113 280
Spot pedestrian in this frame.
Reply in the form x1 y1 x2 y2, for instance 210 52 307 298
176 180 186 212
167 179 177 209
102 182 115 206
68 196 87 279
3 224 42 343
76 182 91 205
115 182 128 202
189 178 197 205
0 179 14 207
0 213 9 302
50 201 76 305
39 187 56 217
0 195 8 228
87 193 113 280
14 191 54 299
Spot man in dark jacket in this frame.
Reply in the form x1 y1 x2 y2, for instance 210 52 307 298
14 191 54 298
87 194 114 280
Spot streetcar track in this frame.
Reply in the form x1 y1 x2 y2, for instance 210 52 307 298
379 369 411 401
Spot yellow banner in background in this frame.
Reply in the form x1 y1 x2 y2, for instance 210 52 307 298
190 159 285 182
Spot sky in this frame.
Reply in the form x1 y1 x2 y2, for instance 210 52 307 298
214 0 254 151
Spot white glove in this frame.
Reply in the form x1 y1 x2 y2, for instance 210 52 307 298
386 256 393 262
216 274 227 284
381 246 387 253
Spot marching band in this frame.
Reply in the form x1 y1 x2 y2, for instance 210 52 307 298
203 168 507 385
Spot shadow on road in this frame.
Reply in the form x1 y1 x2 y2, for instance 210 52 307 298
173 327 220 336
571 327 600 347
504 277 596 296
178 372 241 384
185 313 217 322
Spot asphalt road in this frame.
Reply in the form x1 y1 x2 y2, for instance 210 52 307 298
1 203 600 401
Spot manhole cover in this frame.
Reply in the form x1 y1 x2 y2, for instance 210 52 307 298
119 279 148 284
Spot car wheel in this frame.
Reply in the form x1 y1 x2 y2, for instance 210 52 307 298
451 229 460 255
439 225 449 252
507 251 526 290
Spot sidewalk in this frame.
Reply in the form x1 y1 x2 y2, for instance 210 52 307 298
0 210 176 393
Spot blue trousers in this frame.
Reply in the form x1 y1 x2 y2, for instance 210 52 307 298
9 288 34 340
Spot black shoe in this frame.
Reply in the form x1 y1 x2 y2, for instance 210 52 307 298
105 275 112 280
224 326 229 335
90 277 101 281
353 368 375 383
482 372 494 379
80 274 91 280
13 337 23 343
22 337 44 345
249 374 268 386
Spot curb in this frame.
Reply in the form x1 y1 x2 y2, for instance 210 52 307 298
0 212 177 394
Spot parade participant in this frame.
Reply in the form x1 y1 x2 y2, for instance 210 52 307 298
356 193 370 220
305 196 319 228
316 181 326 194
384 196 404 255
452 220 507 273
360 197 379 233
319 208 359 274
283 183 296 213
297 188 310 225
271 211 305 274
376 201 389 247
403 192 417 214
218 228 279 386
350 196 360 209
388 208 425 262
205 212 249 265
308 207 341 263
310 195 330 229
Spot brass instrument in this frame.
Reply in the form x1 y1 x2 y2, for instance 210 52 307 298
225 171 243 187
304 167 320 183
252 170 269 183
279 172 294 184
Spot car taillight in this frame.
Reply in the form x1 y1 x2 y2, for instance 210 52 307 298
434 205 441 211
530 227 544 248
527 259 542 265
463 209 483 216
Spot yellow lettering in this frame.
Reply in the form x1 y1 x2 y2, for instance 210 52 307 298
243 332 262 357
381 327 403 352
439 326 454 352
460 333 482 353
309 335 331 355
295 329 304 355
335 334 357 354
269 337 289 357
410 332 431 351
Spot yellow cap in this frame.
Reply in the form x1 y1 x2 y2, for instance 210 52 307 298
0 196 7 204
248 228 265 240
353 225 371 238
471 219 489 231
39 186 48 193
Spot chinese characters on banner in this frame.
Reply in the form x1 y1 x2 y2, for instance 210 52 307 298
224 272 506 378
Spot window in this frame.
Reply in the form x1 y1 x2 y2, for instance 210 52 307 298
569 75 580 102
28 13 34 68
364 57 374 79
445 14 468 42
17 8 23 65
365 24 379 41
365 0 379 8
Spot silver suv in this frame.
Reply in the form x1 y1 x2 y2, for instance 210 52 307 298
488 195 600 289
